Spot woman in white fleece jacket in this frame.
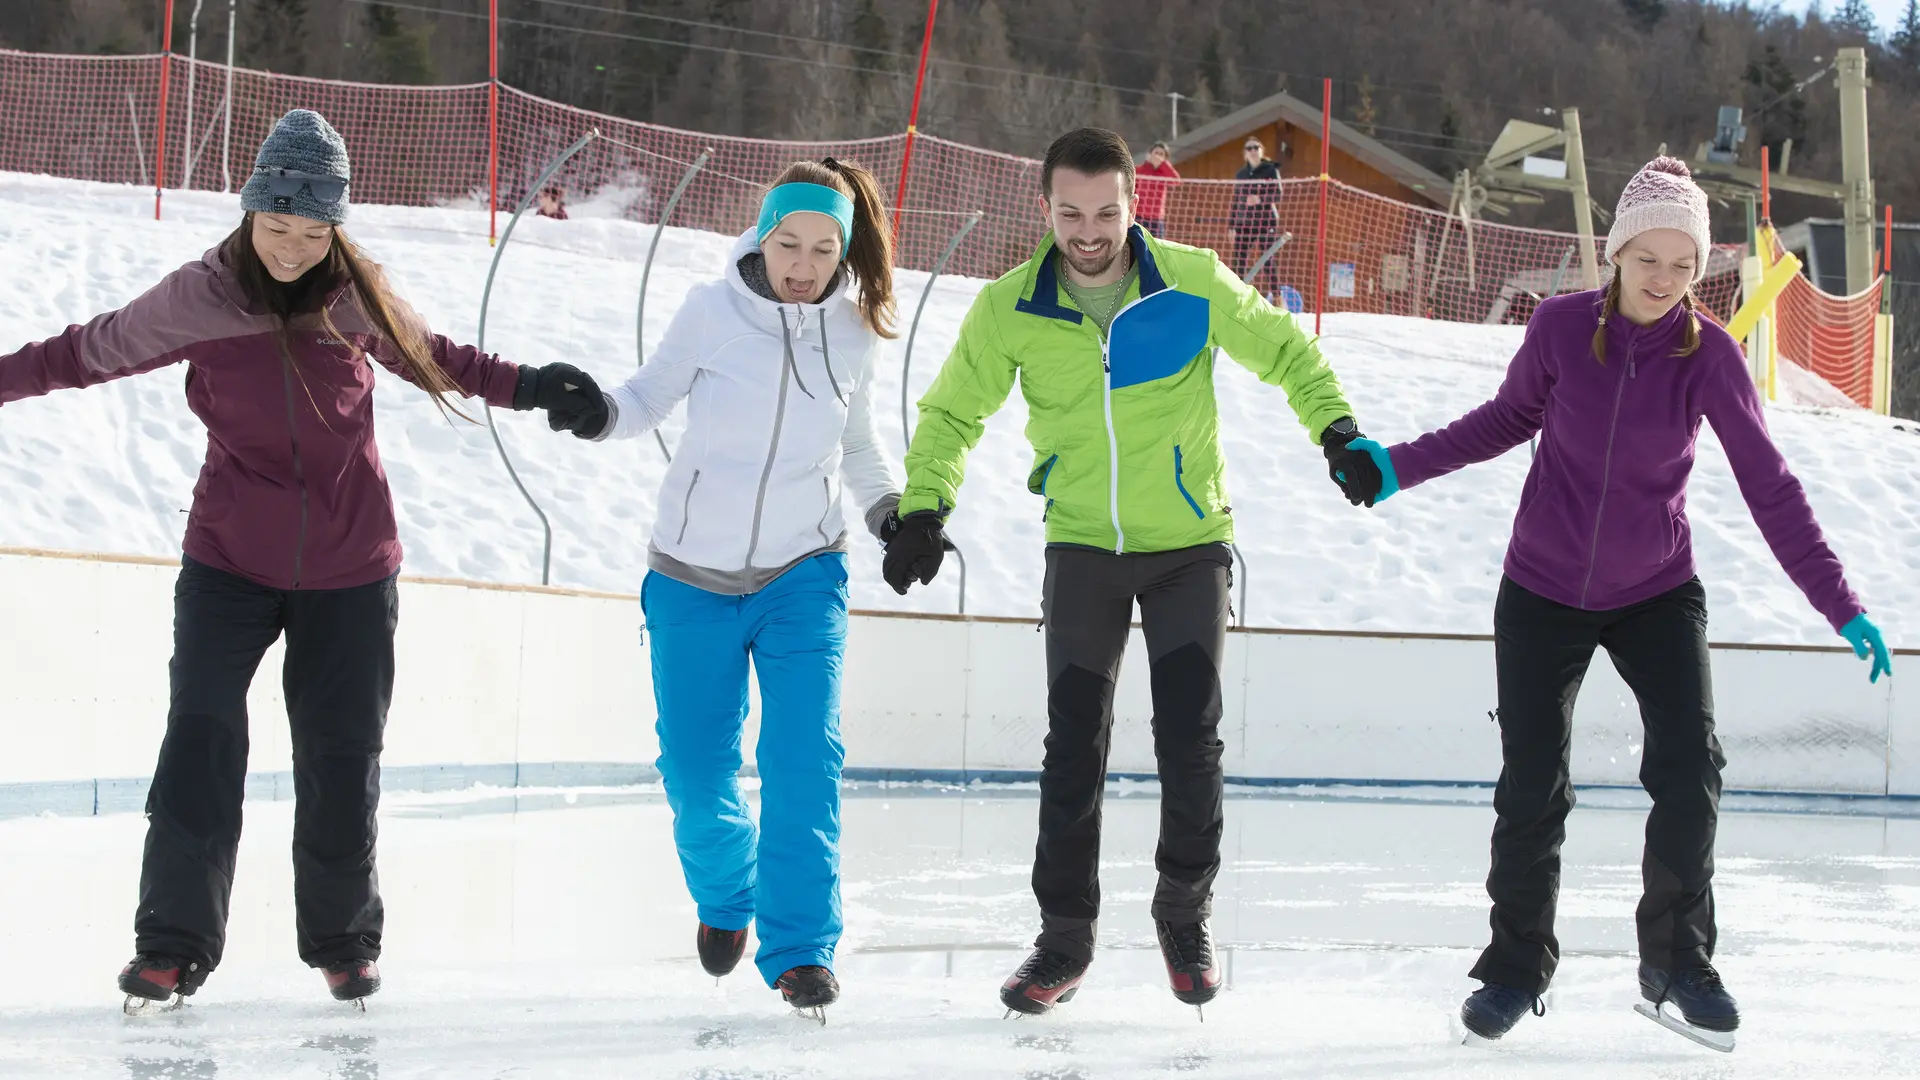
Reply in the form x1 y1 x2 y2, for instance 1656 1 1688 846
581 158 905 1017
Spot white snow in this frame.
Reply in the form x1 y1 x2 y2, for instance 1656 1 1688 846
1 171 1915 648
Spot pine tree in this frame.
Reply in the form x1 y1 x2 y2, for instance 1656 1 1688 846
1833 0 1877 39
1894 0 1920 67
1619 0 1666 32
364 4 433 85
1352 75 1379 137
1745 44 1810 163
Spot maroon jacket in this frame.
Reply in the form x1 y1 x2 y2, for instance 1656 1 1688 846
0 246 528 590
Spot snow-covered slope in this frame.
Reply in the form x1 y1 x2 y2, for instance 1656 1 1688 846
1 173 1914 646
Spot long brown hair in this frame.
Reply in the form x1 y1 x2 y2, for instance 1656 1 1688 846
222 213 471 420
1590 274 1702 364
770 159 898 339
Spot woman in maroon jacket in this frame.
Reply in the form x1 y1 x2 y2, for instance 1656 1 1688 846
0 110 604 1010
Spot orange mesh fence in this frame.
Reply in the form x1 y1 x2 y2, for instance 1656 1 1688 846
1774 273 1883 407
0 46 1844 367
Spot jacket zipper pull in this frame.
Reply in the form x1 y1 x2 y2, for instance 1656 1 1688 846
1629 358 1636 379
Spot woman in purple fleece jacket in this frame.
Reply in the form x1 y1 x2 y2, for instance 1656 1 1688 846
0 110 604 1011
1344 158 1892 1047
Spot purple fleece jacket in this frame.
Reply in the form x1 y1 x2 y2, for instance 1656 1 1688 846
1388 289 1863 632
0 246 523 590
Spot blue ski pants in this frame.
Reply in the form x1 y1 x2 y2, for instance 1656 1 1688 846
640 553 848 986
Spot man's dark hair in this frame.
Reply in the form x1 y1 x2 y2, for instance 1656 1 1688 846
1042 127 1135 197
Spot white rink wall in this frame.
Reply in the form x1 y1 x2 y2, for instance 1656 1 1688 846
1 549 1913 811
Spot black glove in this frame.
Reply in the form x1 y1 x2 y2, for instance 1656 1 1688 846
1321 417 1383 507
516 362 610 439
880 509 951 595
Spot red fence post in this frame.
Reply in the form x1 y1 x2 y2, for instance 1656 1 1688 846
1315 77 1331 335
1760 145 1771 225
489 0 499 245
892 0 940 246
154 0 177 220
1886 204 1894 275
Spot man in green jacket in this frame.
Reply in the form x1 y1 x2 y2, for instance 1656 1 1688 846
881 128 1383 1017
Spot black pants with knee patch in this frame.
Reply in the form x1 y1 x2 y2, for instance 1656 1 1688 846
1471 575 1724 994
1032 543 1231 963
135 556 398 972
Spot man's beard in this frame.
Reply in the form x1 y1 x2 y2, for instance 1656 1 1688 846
1064 241 1121 278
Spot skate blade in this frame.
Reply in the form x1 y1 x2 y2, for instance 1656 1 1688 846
1634 1002 1735 1053
792 1006 827 1026
1446 1012 1500 1049
348 998 367 1014
123 993 185 1017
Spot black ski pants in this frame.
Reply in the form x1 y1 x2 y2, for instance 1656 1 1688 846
1032 544 1231 963
135 556 398 973
1471 575 1724 994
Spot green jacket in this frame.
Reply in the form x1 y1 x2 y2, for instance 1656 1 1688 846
900 225 1354 553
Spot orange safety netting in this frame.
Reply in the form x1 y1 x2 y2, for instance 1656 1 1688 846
0 46 1867 387
1773 269 1884 409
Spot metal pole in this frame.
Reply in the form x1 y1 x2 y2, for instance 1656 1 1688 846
1838 46 1874 296
901 210 984 453
477 130 599 586
126 91 151 187
1243 231 1292 288
1169 92 1181 141
184 0 201 190
1562 107 1599 290
1229 544 1247 629
891 0 941 243
155 0 176 220
635 149 713 465
951 542 968 616
221 0 235 192
1315 77 1331 335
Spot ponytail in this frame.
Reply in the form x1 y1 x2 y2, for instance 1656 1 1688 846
1591 275 1621 365
768 158 899 339
1675 289 1702 357
1591 273 1702 364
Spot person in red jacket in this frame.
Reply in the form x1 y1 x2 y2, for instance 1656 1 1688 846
1135 141 1180 237
0 109 603 1011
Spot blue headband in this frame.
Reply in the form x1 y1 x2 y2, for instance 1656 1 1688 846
756 182 855 251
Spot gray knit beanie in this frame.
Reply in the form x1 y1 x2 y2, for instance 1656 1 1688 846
240 109 352 224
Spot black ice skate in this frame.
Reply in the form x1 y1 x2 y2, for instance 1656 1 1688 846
1457 981 1545 1044
776 965 839 1024
1635 961 1738 1052
1154 920 1222 1018
118 953 206 1015
999 947 1089 1018
697 923 748 980
323 959 382 1011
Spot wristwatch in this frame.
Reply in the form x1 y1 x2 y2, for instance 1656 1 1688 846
1323 416 1360 446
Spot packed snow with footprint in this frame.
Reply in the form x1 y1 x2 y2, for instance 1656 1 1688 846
1 172 1918 644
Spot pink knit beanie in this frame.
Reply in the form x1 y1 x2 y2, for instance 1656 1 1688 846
1605 156 1711 284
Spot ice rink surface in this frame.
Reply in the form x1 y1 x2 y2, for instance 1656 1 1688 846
1 783 1916 1079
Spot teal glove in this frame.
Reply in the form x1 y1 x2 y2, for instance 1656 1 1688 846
1342 438 1399 504
1840 613 1892 684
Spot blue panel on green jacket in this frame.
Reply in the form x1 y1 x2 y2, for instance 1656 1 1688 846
1108 289 1210 390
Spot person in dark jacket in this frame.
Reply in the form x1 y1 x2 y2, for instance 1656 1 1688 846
1340 157 1892 1048
1230 137 1282 298
0 109 604 1010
